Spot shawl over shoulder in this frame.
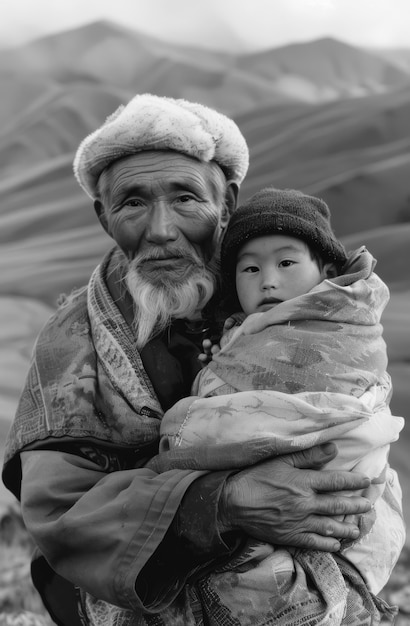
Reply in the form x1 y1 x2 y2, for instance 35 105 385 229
3 248 163 497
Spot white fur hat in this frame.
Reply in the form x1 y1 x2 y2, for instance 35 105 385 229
73 93 249 199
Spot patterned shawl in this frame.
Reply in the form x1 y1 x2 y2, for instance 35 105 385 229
3 247 163 496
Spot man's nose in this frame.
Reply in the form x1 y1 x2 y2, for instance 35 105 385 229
145 202 178 244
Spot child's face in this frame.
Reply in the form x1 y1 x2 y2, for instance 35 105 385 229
235 234 331 316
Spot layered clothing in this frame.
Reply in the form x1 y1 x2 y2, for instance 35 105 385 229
3 249 237 625
2 247 403 625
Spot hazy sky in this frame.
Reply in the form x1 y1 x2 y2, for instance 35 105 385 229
1 0 410 51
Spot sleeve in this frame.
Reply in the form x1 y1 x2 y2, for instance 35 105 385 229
20 449 241 613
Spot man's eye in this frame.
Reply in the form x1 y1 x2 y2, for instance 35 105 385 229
124 199 143 207
177 194 195 203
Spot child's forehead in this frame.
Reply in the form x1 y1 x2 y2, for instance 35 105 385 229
237 233 309 256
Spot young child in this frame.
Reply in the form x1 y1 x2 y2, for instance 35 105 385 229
149 188 405 624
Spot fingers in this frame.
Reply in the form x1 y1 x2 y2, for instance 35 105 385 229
370 475 384 485
222 453 372 552
223 316 236 331
311 515 360 540
288 443 338 469
285 446 372 495
291 533 341 552
274 516 363 552
314 493 371 516
312 469 371 494
286 516 362 551
199 339 213 364
198 339 220 363
202 338 212 351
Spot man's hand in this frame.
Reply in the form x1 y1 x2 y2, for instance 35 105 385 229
218 443 371 552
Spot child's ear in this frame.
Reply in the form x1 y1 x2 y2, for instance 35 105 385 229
323 262 338 279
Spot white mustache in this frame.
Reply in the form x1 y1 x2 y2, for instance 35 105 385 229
134 247 203 267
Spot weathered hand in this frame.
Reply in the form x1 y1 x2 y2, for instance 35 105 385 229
219 443 371 552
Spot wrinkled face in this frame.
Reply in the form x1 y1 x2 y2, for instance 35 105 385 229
235 234 329 316
95 151 229 280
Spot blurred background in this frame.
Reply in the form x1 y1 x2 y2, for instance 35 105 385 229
0 0 409 551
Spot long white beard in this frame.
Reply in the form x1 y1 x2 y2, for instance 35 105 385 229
125 251 216 350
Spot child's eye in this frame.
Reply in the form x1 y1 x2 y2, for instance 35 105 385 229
279 259 295 268
243 265 259 273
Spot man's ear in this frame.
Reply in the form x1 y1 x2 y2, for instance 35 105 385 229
94 199 109 234
221 181 239 228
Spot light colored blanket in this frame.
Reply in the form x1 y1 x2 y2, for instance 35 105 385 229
149 248 405 624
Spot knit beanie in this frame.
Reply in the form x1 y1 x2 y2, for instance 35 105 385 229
221 187 347 283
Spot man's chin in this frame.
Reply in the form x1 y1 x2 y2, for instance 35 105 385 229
125 260 216 349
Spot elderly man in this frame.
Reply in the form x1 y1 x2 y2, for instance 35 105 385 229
2 95 380 625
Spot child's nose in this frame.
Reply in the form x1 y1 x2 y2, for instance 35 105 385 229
261 268 278 290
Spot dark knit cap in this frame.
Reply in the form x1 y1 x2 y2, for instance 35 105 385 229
221 187 347 282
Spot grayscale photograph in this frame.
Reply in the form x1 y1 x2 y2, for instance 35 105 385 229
0 1 409 624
